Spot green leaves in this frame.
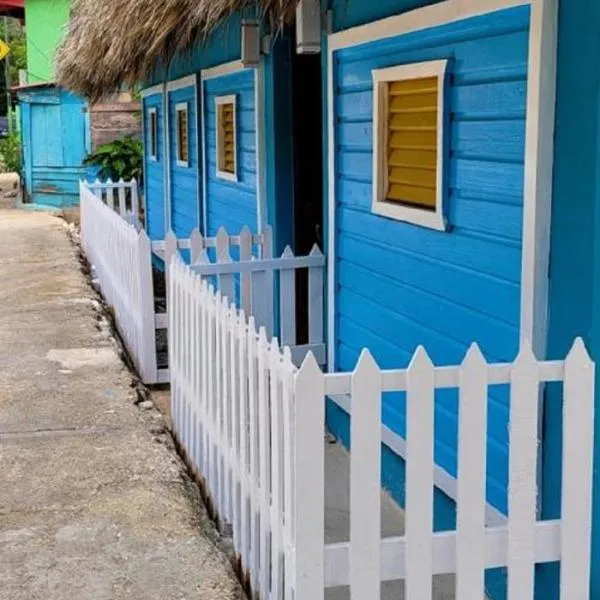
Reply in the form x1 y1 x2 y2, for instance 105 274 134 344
84 136 143 183
0 132 21 174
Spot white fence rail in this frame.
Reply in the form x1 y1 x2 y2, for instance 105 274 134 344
192 243 326 366
87 178 140 227
168 250 594 600
80 181 159 383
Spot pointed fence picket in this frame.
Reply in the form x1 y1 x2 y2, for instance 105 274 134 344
167 234 596 600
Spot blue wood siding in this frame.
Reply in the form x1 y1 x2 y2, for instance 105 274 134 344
168 84 200 238
143 93 166 240
204 69 257 235
332 6 530 515
19 88 87 207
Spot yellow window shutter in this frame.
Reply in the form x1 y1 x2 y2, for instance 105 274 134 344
218 102 236 175
177 107 189 164
386 76 438 209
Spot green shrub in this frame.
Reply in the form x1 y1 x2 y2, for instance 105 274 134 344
0 132 22 174
84 135 143 183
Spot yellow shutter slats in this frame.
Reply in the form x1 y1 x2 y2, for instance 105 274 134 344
384 76 439 210
218 101 236 175
177 107 189 164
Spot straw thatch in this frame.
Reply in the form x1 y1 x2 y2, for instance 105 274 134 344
56 0 300 101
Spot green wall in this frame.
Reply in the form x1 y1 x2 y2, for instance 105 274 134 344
25 0 70 83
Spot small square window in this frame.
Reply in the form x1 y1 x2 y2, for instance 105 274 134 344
176 103 190 167
372 60 449 231
148 108 158 161
216 95 237 181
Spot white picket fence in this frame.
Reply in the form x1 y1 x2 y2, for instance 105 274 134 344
192 242 326 366
87 178 141 227
80 181 161 383
168 251 594 600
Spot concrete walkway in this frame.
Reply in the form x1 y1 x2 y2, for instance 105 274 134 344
0 210 244 600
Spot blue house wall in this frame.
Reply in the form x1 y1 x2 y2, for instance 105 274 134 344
203 68 258 236
142 92 166 240
168 82 200 238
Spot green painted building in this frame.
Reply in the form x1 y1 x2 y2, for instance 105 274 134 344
24 0 70 82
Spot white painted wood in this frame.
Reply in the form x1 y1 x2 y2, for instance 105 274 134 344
106 178 115 209
269 337 284 598
247 315 260 591
328 0 532 50
238 308 250 566
508 342 539 600
79 182 159 384
324 520 563 587
117 179 126 216
560 338 594 600
279 246 297 347
201 60 246 81
200 72 208 235
350 350 381 599
456 344 487 598
166 74 196 91
215 227 235 301
520 0 558 358
141 83 164 98
163 230 179 283
405 346 434 600
257 327 270 597
294 353 325 600
255 61 267 233
131 178 139 224
190 228 204 264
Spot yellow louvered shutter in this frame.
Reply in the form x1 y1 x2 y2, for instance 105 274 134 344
386 76 438 210
177 106 189 164
218 102 236 175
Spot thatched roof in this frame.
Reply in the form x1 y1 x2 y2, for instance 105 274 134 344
56 0 300 101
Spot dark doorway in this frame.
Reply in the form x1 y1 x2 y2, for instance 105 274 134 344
289 32 323 344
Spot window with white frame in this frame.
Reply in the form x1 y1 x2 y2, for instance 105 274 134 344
176 103 189 167
372 59 449 231
148 108 158 161
215 95 237 181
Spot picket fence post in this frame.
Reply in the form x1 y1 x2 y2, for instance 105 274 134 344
350 350 381 599
137 230 158 384
293 352 324 600
405 347 435 600
456 344 488 598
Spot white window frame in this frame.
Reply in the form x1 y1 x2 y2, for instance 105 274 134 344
175 102 190 168
372 59 449 231
148 107 158 162
215 94 238 182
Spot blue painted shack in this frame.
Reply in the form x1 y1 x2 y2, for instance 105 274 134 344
16 83 89 207
56 0 600 595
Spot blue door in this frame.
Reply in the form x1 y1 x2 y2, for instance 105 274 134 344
19 87 89 207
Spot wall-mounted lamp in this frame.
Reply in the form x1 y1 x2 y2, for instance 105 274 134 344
296 0 321 54
241 20 261 68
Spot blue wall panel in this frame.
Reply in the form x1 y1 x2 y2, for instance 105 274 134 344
332 6 530 515
143 93 166 241
204 69 257 236
168 84 199 238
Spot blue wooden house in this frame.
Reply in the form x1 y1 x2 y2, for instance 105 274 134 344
16 82 89 206
56 0 600 596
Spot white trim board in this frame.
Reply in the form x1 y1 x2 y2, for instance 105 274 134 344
328 393 507 527
201 60 245 81
255 61 267 234
147 107 158 162
201 74 208 235
326 0 556 370
166 74 196 92
141 83 163 98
